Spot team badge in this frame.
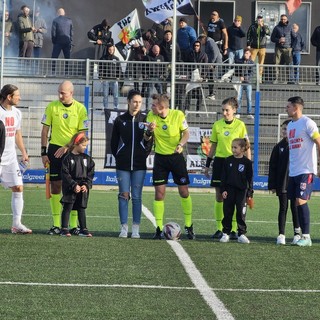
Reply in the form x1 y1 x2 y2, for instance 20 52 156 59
224 131 230 136
41 114 47 122
180 177 186 183
300 182 306 191
139 122 144 129
63 113 68 119
84 120 89 128
238 164 244 172
162 124 167 130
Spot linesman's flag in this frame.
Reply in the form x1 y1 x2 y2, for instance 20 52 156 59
143 0 195 24
109 9 143 61
286 0 302 15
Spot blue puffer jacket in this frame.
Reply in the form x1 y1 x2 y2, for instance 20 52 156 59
177 26 197 51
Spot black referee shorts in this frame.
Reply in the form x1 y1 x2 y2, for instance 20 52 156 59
153 153 190 186
48 144 66 181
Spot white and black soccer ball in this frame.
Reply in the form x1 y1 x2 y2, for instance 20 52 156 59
163 222 181 240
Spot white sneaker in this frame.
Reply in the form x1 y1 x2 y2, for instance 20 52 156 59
235 114 241 119
119 224 128 238
276 234 286 245
131 224 140 239
220 233 230 243
238 234 250 244
291 234 301 245
11 224 32 234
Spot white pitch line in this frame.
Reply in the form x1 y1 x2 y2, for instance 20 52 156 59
0 281 195 290
142 204 235 320
1 281 319 294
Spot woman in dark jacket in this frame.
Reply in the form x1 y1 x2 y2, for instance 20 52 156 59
268 119 300 245
111 90 152 239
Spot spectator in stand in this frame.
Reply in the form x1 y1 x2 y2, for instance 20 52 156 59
311 24 320 85
17 5 35 57
206 10 228 57
247 15 270 83
268 119 300 245
87 19 113 60
289 23 304 84
159 30 181 63
127 41 147 92
198 34 222 101
0 10 13 56
185 40 208 112
159 30 185 108
177 17 197 62
51 8 73 74
271 14 292 84
227 15 246 64
142 44 165 99
33 7 47 58
235 49 254 119
99 44 121 110
151 18 173 42
142 28 158 54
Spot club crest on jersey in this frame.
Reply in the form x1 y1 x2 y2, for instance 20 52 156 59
162 124 168 130
224 131 230 136
63 113 68 119
238 164 244 172
139 122 144 129
300 182 306 191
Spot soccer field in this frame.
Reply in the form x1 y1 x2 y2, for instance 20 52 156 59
0 187 320 320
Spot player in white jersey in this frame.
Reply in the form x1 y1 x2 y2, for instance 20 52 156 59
0 84 32 234
286 96 320 246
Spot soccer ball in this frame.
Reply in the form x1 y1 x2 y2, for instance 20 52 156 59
163 222 181 240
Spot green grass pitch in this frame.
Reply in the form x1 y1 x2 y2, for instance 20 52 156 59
0 186 319 320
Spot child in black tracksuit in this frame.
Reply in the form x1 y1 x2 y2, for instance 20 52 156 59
220 138 253 244
60 132 95 237
268 119 300 245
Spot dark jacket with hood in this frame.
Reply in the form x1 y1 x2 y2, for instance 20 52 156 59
247 21 270 49
268 137 289 195
271 19 292 49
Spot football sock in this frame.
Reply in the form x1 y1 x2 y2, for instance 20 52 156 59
69 210 78 229
153 200 164 230
294 227 301 235
12 192 23 227
50 194 62 228
181 195 192 227
231 208 237 233
297 203 310 234
78 208 86 230
214 200 223 231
